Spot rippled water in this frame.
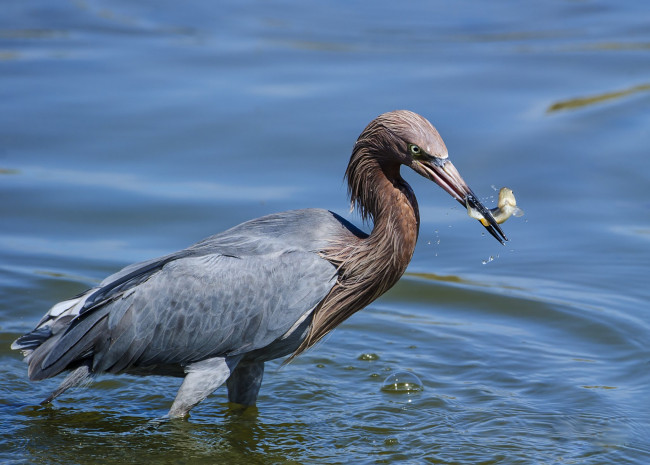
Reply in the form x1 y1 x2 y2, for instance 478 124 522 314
2 1 649 463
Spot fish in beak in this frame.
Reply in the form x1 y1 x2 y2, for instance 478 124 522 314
413 157 508 245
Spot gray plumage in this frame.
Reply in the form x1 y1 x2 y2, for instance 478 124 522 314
12 111 506 418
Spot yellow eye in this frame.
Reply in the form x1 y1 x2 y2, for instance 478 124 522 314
409 144 422 156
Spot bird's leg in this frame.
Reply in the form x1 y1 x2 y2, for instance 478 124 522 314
168 355 241 418
226 360 264 406
41 362 91 405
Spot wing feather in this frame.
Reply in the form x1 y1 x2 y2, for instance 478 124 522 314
91 251 336 372
16 209 354 380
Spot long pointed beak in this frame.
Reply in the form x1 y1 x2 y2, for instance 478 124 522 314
414 158 508 244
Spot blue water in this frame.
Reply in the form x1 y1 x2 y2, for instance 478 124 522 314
2 1 649 463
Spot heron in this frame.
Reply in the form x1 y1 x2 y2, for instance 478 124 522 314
12 110 507 418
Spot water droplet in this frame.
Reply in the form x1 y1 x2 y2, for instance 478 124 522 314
381 371 423 393
482 254 499 265
358 353 380 361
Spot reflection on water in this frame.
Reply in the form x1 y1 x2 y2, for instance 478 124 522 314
14 405 280 464
581 41 650 52
548 83 650 113
0 29 68 39
3 275 649 462
2 0 650 463
405 271 526 292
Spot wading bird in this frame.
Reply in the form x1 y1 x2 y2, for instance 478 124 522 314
12 110 507 418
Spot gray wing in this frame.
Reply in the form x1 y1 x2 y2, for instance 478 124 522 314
26 209 351 380
98 251 337 371
37 250 336 378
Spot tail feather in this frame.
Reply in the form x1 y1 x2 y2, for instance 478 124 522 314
11 326 53 352
28 307 110 381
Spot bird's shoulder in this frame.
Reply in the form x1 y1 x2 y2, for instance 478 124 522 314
188 208 367 256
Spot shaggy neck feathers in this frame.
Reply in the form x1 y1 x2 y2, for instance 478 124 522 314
292 131 420 357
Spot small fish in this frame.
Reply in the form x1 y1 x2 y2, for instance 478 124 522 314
467 187 524 226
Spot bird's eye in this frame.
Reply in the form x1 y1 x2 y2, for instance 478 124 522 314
409 144 422 156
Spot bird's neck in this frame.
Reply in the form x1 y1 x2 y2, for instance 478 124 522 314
290 156 420 359
348 158 420 289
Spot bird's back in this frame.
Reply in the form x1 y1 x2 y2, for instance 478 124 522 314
13 208 364 381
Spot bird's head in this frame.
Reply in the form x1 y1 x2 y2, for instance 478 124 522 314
351 110 508 244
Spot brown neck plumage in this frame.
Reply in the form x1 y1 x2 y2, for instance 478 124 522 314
291 138 420 358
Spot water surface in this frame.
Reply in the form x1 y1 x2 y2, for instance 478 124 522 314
1 1 649 463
